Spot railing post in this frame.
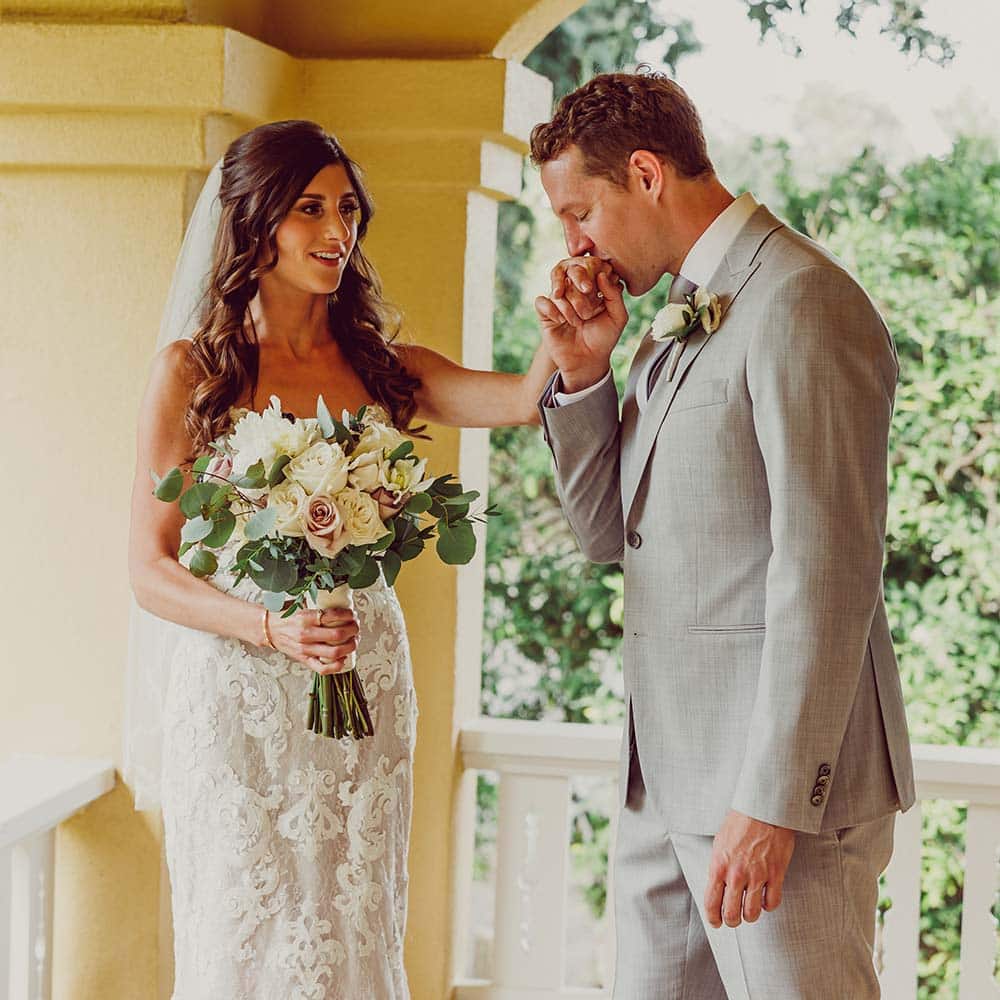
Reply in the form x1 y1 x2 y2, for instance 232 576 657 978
958 803 1000 1000
492 772 571 991
879 804 923 998
8 831 55 1000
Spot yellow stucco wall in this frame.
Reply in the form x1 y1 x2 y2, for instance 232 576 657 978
0 4 569 997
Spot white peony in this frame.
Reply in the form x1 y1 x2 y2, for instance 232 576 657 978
227 397 319 475
267 480 308 537
334 488 387 546
285 440 349 495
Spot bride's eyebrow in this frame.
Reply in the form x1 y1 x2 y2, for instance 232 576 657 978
297 192 359 201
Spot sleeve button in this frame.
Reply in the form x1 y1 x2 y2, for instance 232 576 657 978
811 794 824 806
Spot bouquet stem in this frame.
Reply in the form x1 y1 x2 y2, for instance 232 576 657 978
306 584 374 740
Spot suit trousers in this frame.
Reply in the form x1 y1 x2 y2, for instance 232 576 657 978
611 755 895 999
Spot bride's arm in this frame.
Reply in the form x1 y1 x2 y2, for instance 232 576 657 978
397 340 556 428
128 342 355 671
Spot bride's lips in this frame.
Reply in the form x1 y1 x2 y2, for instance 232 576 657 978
310 251 344 268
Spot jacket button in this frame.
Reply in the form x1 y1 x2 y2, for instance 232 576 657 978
811 794 823 806
818 763 832 777
627 531 642 549
817 775 830 786
812 785 825 797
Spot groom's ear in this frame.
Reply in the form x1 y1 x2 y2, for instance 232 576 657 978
628 150 666 199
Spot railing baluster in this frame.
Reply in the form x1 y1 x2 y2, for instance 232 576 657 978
8 830 55 1000
492 771 571 991
958 803 1000 1000
879 804 923 999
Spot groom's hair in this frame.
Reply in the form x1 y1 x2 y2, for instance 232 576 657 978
530 70 712 186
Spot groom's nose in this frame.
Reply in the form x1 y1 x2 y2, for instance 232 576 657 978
565 222 595 258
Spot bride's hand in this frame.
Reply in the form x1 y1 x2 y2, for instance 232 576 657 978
266 607 359 675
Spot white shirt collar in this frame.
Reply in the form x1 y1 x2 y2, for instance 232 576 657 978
678 191 759 287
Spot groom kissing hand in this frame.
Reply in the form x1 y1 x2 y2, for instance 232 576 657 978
532 71 914 999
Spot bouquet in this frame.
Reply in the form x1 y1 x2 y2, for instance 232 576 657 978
153 395 493 740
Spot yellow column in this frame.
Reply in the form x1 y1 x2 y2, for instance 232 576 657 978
0 18 551 1000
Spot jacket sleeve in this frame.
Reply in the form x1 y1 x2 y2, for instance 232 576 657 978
537 371 625 565
730 263 899 832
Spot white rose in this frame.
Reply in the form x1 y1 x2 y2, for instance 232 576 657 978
334 488 387 546
698 291 722 334
267 480 308 537
347 450 386 492
285 440 349 495
353 421 407 459
650 303 692 342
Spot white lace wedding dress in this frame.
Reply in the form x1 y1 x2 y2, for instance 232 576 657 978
160 535 416 1000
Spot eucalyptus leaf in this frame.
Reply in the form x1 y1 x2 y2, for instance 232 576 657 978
436 519 476 565
317 395 335 439
262 590 286 612
387 440 414 462
188 548 218 578
204 508 237 548
267 454 292 487
244 506 278 541
381 550 403 588
153 467 184 502
179 482 218 518
348 557 380 589
404 492 433 515
192 454 212 476
181 515 214 544
248 552 297 593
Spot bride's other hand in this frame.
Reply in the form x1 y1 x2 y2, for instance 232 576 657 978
266 606 359 675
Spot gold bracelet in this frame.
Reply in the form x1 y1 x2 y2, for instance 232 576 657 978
261 608 277 650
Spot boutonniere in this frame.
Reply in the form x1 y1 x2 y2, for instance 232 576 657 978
649 287 723 380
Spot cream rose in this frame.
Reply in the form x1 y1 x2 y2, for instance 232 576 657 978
304 494 350 559
285 440 349 495
694 288 722 334
650 303 693 342
267 480 308 537
335 488 387 546
347 450 386 492
353 421 407 459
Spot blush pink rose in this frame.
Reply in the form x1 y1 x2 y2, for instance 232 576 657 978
304 494 350 558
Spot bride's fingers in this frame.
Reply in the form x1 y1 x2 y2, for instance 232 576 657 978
535 294 566 328
305 623 358 645
317 608 356 627
304 636 358 659
306 655 355 676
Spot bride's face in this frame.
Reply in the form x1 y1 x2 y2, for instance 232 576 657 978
268 163 361 295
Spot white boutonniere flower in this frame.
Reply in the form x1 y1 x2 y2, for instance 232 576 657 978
650 286 722 343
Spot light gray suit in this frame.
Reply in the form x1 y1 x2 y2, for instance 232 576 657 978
539 206 915 997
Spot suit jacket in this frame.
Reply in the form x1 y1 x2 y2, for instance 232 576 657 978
539 205 915 835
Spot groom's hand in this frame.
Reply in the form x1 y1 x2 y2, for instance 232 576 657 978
704 810 796 929
535 256 628 393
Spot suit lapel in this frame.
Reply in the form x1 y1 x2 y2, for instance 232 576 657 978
620 206 783 520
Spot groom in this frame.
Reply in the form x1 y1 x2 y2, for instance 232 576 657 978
532 72 915 998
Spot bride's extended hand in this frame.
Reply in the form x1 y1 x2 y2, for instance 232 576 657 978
266 606 359 675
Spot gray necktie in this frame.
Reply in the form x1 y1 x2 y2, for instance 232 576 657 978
645 274 698 401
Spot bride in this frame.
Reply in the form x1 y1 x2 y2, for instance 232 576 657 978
124 119 569 999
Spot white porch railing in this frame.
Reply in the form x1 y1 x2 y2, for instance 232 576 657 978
0 754 116 1000
456 719 1000 1000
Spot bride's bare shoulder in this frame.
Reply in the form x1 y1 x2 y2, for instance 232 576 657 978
146 340 196 400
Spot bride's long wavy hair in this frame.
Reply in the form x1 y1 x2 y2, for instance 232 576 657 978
184 120 421 454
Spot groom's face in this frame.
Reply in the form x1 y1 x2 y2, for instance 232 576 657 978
540 145 667 296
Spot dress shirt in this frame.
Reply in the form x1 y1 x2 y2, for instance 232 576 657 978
551 191 760 408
